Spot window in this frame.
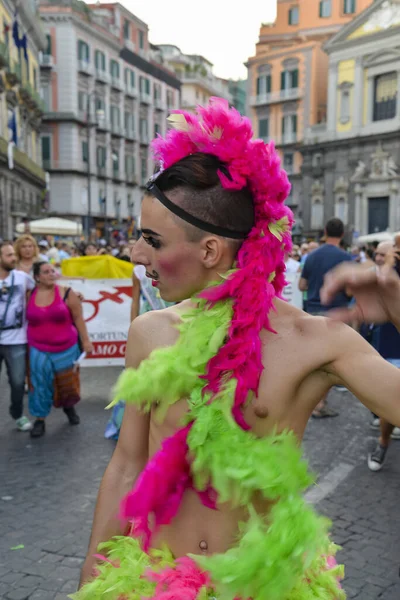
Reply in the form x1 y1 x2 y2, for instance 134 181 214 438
141 156 147 181
125 68 135 88
340 88 351 123
283 152 294 174
140 118 148 137
78 40 90 62
281 114 297 143
140 76 150 95
154 84 161 100
256 74 271 96
42 83 51 111
41 136 51 167
125 154 135 176
82 140 88 163
167 90 174 108
112 151 119 176
110 59 120 79
281 68 299 90
95 96 105 114
311 200 324 230
373 72 397 121
343 0 356 14
258 118 269 139
319 0 331 17
95 50 106 72
139 30 145 50
154 122 160 137
97 145 106 167
288 6 299 25
33 68 37 90
45 34 52 56
78 91 88 111
123 20 130 40
335 197 348 223
110 105 120 127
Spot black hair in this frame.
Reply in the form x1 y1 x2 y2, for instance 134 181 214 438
325 217 344 238
33 261 48 281
154 153 254 242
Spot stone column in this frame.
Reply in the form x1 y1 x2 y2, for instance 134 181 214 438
327 61 338 136
353 57 363 133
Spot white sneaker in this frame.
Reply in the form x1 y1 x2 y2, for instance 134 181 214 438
16 416 32 432
391 427 400 440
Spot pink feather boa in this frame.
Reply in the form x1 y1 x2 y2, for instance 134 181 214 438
119 98 293 551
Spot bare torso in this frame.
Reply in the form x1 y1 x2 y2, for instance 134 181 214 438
137 299 339 559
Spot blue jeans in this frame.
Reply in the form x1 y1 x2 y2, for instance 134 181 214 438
0 344 27 420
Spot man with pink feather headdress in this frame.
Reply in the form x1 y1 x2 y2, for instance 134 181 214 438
74 99 400 600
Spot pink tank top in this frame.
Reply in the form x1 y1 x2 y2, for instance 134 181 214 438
27 286 78 353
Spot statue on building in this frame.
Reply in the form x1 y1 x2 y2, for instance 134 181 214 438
351 160 366 181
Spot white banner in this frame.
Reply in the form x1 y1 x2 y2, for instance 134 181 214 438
65 274 302 367
64 279 132 367
282 272 303 310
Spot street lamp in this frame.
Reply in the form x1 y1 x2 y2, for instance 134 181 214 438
86 93 104 240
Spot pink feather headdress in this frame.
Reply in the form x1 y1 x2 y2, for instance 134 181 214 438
153 97 293 427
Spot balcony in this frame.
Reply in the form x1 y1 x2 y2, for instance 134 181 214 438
97 165 107 177
280 87 302 101
250 88 303 107
126 173 138 185
154 97 166 111
140 131 149 145
111 122 124 137
140 91 152 105
125 83 137 98
111 76 123 91
38 159 87 172
5 62 21 87
95 69 109 84
78 60 93 76
304 123 329 145
96 116 110 131
0 41 9 69
40 54 53 68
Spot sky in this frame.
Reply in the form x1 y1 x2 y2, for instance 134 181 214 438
104 1 277 80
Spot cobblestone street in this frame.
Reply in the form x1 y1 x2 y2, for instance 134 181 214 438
1 368 399 600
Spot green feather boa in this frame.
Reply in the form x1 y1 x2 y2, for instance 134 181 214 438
78 294 345 600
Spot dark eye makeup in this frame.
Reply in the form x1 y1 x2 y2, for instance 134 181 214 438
143 235 161 249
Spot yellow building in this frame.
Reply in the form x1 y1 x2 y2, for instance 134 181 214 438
302 0 400 237
0 0 47 239
246 0 372 227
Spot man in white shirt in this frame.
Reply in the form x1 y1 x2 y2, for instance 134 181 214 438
0 242 34 431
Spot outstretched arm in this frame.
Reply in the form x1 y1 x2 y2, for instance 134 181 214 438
323 324 400 426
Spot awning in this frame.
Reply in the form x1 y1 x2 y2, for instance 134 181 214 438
16 217 82 236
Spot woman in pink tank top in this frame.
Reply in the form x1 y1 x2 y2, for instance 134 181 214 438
26 261 93 438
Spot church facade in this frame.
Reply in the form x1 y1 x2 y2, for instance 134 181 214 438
301 0 400 239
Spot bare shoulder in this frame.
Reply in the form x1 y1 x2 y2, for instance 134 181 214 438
126 301 188 367
270 298 361 364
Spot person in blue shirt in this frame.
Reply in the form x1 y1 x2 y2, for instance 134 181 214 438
299 218 352 417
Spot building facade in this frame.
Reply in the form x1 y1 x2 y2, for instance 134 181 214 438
229 79 247 115
246 0 372 225
302 0 400 238
39 1 180 238
153 45 231 112
0 0 47 240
